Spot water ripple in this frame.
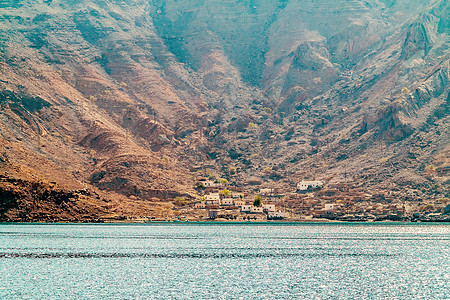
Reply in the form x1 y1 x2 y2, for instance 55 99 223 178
0 252 397 259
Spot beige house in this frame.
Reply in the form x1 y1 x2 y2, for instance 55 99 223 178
221 198 234 206
205 193 220 200
232 193 244 199
234 200 245 207
194 202 206 209
205 193 220 205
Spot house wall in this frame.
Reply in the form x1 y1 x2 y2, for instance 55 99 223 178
194 202 206 208
297 181 324 190
263 204 276 212
241 205 252 212
221 199 234 206
205 193 220 201
234 201 245 207
250 206 264 213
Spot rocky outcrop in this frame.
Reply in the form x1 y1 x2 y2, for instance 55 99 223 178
90 154 193 200
402 13 438 59
0 175 107 222
359 104 414 142
279 41 341 103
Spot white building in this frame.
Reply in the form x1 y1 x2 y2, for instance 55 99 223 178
241 205 252 212
263 204 276 212
324 203 337 212
297 180 324 191
250 206 264 213
268 211 285 219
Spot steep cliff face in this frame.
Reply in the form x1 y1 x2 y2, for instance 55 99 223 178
0 0 449 219
0 1 206 205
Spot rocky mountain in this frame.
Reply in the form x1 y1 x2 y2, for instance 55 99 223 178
0 0 448 221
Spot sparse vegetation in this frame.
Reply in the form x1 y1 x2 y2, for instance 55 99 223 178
228 166 237 174
248 122 258 130
206 171 215 180
263 107 272 114
437 197 449 204
253 195 262 207
379 157 388 163
173 197 188 206
425 164 436 174
220 189 231 197
421 204 435 212
263 167 272 174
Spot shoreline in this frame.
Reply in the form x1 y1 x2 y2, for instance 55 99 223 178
1 220 449 225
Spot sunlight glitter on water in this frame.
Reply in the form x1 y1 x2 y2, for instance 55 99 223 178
0 223 448 299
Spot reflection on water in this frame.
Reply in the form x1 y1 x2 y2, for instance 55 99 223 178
0 223 448 299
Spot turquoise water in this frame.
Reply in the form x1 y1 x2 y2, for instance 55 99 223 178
0 223 448 299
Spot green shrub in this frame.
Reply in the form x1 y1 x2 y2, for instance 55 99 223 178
253 195 262 207
228 166 237 174
425 164 436 173
173 197 188 206
248 123 258 130
221 189 231 197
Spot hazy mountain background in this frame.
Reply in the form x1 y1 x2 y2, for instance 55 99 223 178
0 0 448 220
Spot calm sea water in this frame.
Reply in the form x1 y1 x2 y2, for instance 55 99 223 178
0 223 448 299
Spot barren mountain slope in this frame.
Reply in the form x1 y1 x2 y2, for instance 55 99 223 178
0 0 448 220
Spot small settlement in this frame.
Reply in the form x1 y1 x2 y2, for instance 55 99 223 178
193 177 286 220
179 177 450 222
